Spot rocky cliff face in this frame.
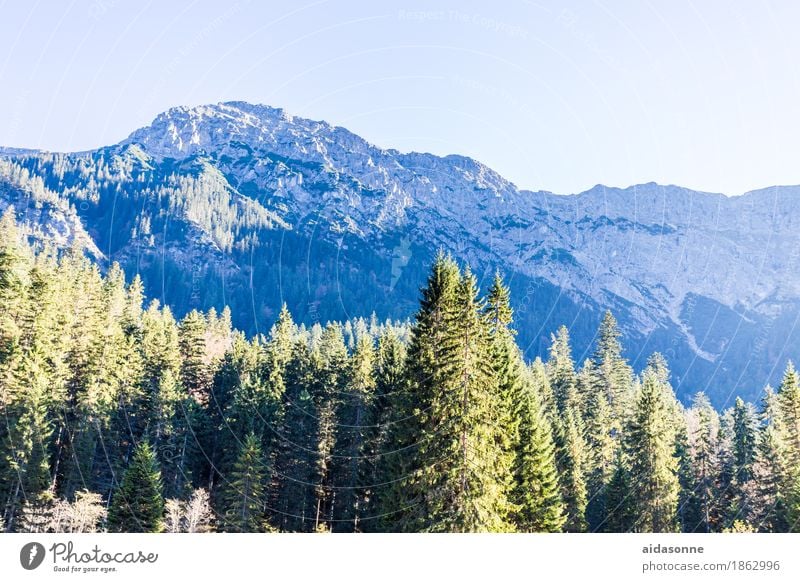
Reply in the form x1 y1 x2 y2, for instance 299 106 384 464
3 101 799 405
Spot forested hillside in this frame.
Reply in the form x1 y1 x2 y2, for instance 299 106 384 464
1 208 798 533
6 102 800 407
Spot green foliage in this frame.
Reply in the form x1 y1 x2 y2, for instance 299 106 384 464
358 327 406 531
271 339 320 532
604 450 635 532
0 212 798 533
777 364 800 530
548 326 578 415
330 332 375 532
684 393 721 532
179 310 211 404
724 397 757 527
512 369 565 531
108 441 165 532
583 359 614 531
377 256 516 532
219 433 268 532
555 409 589 532
593 311 633 424
624 365 680 532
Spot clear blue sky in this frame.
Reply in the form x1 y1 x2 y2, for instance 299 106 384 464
1 0 798 195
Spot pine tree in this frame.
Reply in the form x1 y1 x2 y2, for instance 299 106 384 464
485 272 561 530
219 433 268 532
331 332 375 532
140 302 182 433
530 357 557 420
745 387 787 531
625 367 680 532
213 333 279 465
383 256 515 532
67 261 144 499
583 360 614 531
1 346 57 531
547 326 578 415
484 271 521 456
358 327 406 531
592 311 633 431
0 208 30 362
555 408 588 532
375 252 461 531
107 441 165 532
604 450 635 532
545 326 588 532
675 419 701 532
271 340 320 532
512 369 565 532
265 303 295 400
686 393 720 532
57 254 101 496
179 310 210 405
312 323 349 531
725 397 757 526
421 267 515 531
778 362 800 462
776 365 800 531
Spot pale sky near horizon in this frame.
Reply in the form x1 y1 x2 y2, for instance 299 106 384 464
1 0 798 195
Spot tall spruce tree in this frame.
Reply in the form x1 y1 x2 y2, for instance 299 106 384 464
107 441 164 532
686 393 721 532
219 432 268 532
746 387 788 531
778 362 800 461
331 332 375 532
545 327 588 532
776 363 800 530
387 257 515 531
271 339 319 532
625 366 680 532
179 310 210 405
604 449 635 532
547 326 579 415
592 311 633 430
1 347 56 530
583 360 614 531
555 408 589 532
725 397 757 526
311 323 349 531
358 327 406 532
675 418 701 532
0 209 29 362
512 368 565 532
485 271 557 530
423 266 514 531
484 272 521 459
375 252 461 531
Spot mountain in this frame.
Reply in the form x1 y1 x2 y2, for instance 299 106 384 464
2 101 799 406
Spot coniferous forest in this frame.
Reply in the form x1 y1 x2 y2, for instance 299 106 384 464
1 209 800 533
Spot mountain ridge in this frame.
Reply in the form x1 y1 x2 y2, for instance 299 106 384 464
2 100 799 406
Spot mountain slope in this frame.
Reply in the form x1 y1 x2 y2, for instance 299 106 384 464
2 101 799 406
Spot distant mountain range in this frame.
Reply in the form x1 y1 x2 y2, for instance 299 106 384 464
3 101 800 406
